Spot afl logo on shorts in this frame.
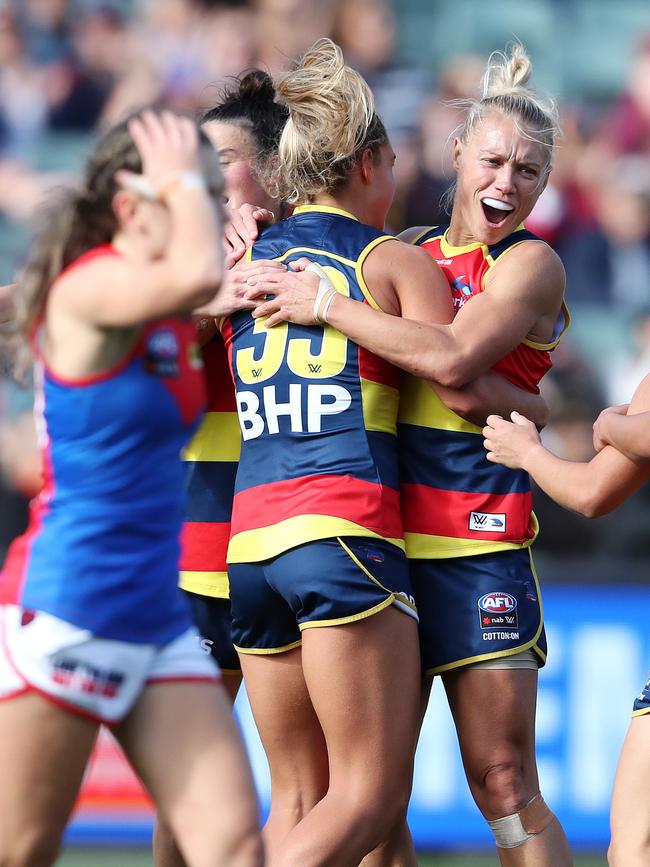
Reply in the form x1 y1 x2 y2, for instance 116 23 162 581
478 592 518 630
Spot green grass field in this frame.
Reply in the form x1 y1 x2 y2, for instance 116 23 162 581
56 849 608 866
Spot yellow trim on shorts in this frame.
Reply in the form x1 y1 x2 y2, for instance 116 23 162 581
632 707 650 718
179 571 229 598
423 548 546 677
339 537 417 613
299 536 417 629
234 638 302 656
227 516 404 563
300 596 395 631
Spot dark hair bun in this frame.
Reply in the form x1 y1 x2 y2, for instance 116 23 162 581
238 70 276 106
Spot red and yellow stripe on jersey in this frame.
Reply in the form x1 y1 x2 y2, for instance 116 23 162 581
399 224 569 559
222 204 403 563
179 334 240 598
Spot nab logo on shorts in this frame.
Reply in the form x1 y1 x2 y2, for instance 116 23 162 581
469 511 506 533
478 592 518 630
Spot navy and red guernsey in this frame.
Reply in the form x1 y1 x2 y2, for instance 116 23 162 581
399 224 570 559
0 246 206 642
221 204 404 564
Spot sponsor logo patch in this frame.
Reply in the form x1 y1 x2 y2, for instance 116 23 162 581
51 658 125 698
469 511 506 532
478 591 519 630
145 327 180 377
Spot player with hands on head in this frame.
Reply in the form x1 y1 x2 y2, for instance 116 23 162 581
483 376 650 867
0 109 262 867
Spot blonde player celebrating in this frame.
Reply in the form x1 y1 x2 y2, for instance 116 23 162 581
249 43 572 867
483 382 650 867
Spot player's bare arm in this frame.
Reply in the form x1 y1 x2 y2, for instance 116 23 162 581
248 238 564 388
483 372 650 517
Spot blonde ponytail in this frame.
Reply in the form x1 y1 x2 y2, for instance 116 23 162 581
270 38 387 203
460 43 561 173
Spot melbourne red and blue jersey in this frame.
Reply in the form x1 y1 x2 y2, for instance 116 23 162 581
221 204 403 563
399 225 569 559
0 246 206 642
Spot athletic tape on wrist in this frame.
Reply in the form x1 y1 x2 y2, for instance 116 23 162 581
320 289 337 324
306 262 335 323
117 170 207 202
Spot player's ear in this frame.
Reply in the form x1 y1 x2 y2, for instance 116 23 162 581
359 147 375 184
451 137 463 172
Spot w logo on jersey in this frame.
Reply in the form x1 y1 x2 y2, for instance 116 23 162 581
469 511 506 532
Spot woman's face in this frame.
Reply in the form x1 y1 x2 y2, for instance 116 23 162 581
452 111 549 245
202 119 277 213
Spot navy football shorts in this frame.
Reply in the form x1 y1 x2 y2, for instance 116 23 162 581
633 670 650 717
229 536 416 654
183 590 241 674
409 547 547 677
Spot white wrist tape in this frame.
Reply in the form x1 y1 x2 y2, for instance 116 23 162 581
117 173 158 200
320 289 337 324
117 170 207 201
306 262 335 323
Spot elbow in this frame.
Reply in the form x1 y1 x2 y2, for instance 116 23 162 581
433 358 474 389
439 388 479 421
576 487 613 519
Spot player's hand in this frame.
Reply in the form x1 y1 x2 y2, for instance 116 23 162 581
117 110 202 195
245 258 322 327
483 411 541 469
592 403 629 452
194 259 285 319
224 203 276 268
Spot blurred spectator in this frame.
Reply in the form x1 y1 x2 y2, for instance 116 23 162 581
253 0 336 74
396 54 485 230
556 156 650 307
598 34 650 158
0 10 49 156
605 307 650 405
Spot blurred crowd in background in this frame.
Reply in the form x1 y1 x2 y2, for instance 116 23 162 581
2 0 650 578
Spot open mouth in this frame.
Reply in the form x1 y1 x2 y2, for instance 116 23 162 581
481 197 514 225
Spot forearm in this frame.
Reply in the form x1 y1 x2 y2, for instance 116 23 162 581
165 188 224 301
436 373 549 429
600 411 650 461
326 294 466 386
522 443 643 518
